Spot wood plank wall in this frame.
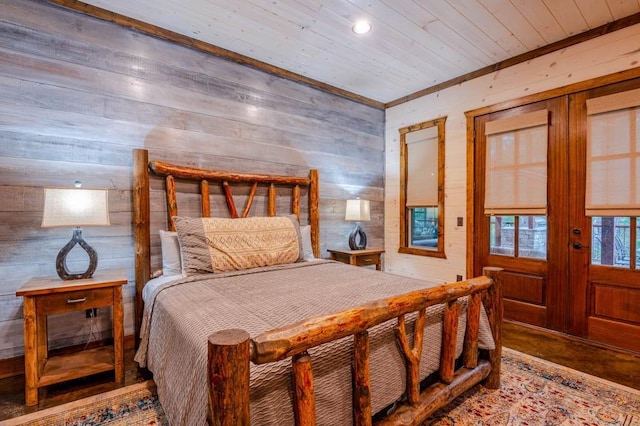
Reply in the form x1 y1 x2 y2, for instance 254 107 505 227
0 0 384 360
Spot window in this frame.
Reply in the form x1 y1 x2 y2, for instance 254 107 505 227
484 110 549 260
585 89 639 216
591 217 637 268
484 110 548 216
586 89 640 270
399 117 445 257
490 215 547 259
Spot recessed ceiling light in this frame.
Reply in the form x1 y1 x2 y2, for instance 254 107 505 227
352 20 372 35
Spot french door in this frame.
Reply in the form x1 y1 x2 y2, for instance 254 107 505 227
472 78 640 353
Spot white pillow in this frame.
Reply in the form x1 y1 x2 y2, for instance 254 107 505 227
300 225 315 261
159 230 182 276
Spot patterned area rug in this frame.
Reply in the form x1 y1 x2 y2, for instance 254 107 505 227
2 348 639 425
0 381 166 426
425 348 640 425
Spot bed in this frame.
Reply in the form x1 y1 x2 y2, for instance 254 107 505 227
131 148 503 426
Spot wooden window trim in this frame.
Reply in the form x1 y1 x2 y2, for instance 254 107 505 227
399 117 446 258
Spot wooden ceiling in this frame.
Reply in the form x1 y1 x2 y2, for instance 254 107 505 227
54 0 640 107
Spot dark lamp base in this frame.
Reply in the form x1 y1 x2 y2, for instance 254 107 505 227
348 223 367 250
56 228 98 280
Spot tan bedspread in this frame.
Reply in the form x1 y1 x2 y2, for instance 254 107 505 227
135 260 494 425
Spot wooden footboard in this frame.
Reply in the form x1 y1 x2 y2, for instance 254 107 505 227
208 267 503 426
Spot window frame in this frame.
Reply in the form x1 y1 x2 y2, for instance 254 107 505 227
399 117 446 258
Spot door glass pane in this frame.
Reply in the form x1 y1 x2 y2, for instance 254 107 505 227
591 217 631 267
490 216 514 256
518 216 547 259
637 217 640 269
409 207 438 250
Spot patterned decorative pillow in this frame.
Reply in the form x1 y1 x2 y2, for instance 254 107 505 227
173 215 303 275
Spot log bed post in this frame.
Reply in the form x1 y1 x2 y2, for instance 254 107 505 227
132 149 150 346
462 292 482 369
395 310 425 405
268 184 277 216
166 175 178 231
353 331 372 426
222 182 239 218
292 352 316 425
201 180 211 217
481 266 503 389
242 182 258 218
292 185 301 221
208 329 251 426
439 301 460 384
309 170 320 258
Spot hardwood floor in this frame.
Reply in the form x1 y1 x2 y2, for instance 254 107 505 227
0 323 638 421
0 347 150 421
503 321 640 391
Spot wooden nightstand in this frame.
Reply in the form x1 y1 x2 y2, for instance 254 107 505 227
15 269 127 406
327 248 385 270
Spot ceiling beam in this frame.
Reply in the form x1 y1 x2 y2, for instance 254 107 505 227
47 0 385 110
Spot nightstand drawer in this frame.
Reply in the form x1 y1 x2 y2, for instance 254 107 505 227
355 255 379 266
328 248 384 270
36 288 113 315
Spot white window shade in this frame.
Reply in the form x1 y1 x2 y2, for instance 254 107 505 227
406 126 438 207
585 89 640 216
484 110 548 216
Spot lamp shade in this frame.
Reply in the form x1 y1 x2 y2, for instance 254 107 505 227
345 199 371 221
42 188 110 228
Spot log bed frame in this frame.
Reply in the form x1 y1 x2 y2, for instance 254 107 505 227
132 148 503 426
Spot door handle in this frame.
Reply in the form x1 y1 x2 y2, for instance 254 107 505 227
572 242 590 250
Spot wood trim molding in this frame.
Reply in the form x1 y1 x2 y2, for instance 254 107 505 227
386 13 640 109
465 67 640 119
0 334 136 380
46 0 385 110
505 320 640 358
465 115 476 279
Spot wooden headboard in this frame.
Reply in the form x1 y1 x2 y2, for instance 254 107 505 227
132 148 319 341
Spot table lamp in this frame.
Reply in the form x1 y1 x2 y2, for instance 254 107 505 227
41 184 110 280
345 199 370 250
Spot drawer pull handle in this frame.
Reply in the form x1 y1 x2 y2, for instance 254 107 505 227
67 297 87 304
363 258 372 262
